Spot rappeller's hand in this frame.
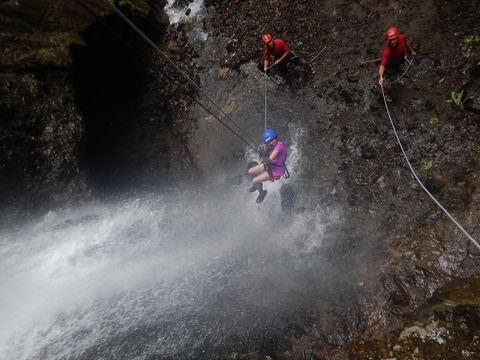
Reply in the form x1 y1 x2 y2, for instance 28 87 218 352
411 50 417 57
263 157 271 165
258 144 268 158
264 66 268 73
274 59 281 66
379 77 384 86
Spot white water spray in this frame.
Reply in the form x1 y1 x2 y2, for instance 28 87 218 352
0 176 337 359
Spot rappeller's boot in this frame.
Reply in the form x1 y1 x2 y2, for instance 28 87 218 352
256 189 268 204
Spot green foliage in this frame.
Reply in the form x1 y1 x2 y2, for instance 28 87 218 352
462 35 480 57
450 90 470 111
418 159 433 173
409 180 418 190
474 143 480 151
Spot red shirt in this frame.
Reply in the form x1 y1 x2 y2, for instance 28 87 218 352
264 39 290 61
380 34 407 67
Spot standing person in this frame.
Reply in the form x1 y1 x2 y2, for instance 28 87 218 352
378 27 416 86
262 33 315 74
248 128 287 204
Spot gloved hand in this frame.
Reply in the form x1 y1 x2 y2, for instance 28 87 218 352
263 157 271 165
258 145 268 159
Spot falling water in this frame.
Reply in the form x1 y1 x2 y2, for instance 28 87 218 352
0 169 338 359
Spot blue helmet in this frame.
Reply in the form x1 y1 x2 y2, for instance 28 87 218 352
262 128 277 144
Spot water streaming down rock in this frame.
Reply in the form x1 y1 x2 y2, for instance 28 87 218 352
0 177 339 359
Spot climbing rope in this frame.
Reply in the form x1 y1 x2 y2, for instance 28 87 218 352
263 66 290 179
308 45 328 63
264 72 267 130
101 0 260 151
380 85 480 251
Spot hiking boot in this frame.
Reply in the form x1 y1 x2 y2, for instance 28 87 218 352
256 190 268 204
249 186 257 193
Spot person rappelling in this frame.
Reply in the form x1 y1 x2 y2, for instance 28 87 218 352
247 128 287 204
378 27 417 88
262 33 316 74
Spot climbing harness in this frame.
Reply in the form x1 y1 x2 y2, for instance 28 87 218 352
101 0 260 152
380 85 480 251
385 56 415 85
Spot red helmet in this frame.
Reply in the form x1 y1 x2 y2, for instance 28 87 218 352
262 33 272 44
385 27 400 41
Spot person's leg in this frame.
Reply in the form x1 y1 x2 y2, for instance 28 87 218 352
248 164 266 192
252 171 270 203
252 171 270 190
248 163 265 177
301 59 315 74
291 56 315 74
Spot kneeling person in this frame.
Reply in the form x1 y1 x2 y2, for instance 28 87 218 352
248 128 287 204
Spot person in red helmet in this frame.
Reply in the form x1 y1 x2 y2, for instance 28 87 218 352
378 27 416 86
262 33 315 74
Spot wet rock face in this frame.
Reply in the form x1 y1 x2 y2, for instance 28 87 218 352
204 0 480 357
0 0 94 206
0 0 194 206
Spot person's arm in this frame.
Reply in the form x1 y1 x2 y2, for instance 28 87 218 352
379 65 385 86
268 149 279 162
406 41 416 57
379 47 389 85
264 59 269 72
274 40 290 65
274 51 290 65
263 48 270 72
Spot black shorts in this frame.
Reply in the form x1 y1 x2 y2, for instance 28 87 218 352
385 63 405 82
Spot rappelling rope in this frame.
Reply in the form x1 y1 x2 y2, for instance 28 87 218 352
102 0 260 150
380 85 480 251
264 72 267 130
77 0 260 153
263 68 290 179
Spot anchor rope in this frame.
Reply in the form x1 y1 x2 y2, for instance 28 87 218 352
102 0 260 149
380 84 480 251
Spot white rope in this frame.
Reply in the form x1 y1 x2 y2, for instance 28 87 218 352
309 45 327 63
264 72 267 130
380 85 480 251
102 0 259 148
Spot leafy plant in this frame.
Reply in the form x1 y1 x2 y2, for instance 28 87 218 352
462 35 480 57
409 180 418 190
418 159 433 173
474 143 480 151
450 90 470 111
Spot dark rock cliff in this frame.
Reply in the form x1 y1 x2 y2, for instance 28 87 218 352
0 0 195 209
